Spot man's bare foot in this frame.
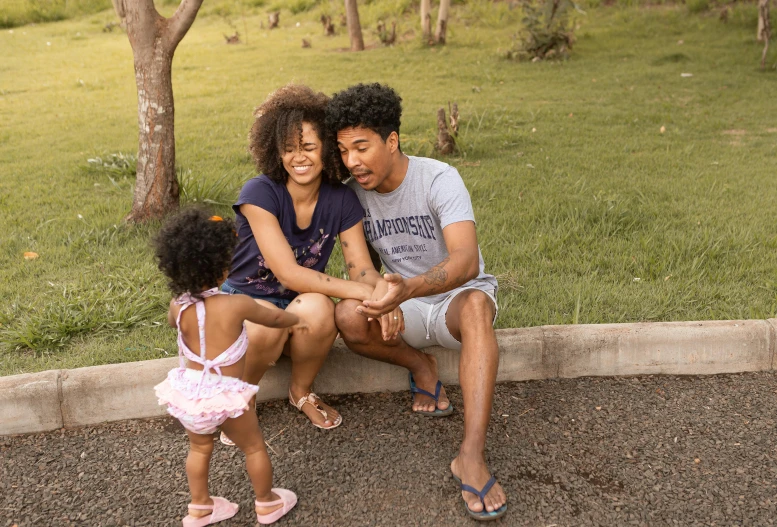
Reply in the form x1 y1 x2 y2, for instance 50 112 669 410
289 387 341 429
255 492 283 516
451 455 507 514
410 354 450 413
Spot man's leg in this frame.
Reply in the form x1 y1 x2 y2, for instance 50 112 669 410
444 289 507 514
334 298 449 413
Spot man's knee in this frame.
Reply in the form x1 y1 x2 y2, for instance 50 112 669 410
335 299 371 345
458 290 496 327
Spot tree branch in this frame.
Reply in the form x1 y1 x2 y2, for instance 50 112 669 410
168 0 204 49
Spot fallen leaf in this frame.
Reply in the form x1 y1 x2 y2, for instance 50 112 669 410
694 458 701 464
660 126 666 134
23 251 39 260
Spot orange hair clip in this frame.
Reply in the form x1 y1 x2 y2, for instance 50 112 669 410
209 216 223 222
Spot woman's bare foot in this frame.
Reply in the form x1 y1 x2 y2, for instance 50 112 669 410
450 455 507 514
409 354 450 413
289 387 341 428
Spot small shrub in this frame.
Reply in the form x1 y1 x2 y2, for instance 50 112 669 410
686 0 710 14
85 152 137 178
507 0 578 61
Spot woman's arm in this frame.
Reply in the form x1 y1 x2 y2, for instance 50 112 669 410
241 204 373 301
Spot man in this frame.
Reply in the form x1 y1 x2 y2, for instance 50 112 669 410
326 83 507 521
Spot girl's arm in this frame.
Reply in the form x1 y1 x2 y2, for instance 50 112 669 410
167 298 180 328
241 204 373 301
234 295 302 329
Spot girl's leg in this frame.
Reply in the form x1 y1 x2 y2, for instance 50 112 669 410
219 410 283 516
185 430 216 519
284 293 339 427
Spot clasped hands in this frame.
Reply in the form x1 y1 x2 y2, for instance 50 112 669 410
357 274 407 341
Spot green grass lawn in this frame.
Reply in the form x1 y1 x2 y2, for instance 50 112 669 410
1 1 776 376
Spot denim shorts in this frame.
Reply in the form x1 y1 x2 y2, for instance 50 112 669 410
221 281 292 310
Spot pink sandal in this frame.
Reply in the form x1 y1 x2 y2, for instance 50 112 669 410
256 488 297 525
289 390 342 430
182 496 238 526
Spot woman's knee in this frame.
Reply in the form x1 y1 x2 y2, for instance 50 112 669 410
289 293 336 334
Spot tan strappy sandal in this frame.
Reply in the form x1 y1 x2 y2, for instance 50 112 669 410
289 390 342 430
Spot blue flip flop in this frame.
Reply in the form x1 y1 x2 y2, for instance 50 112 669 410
452 472 508 522
409 372 454 417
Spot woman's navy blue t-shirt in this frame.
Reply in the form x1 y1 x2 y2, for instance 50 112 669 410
227 175 364 300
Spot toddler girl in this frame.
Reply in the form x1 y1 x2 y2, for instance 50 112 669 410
153 207 302 526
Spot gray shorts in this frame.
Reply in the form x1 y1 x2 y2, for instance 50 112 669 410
399 286 498 351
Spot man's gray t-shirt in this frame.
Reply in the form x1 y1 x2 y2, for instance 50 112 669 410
347 155 498 305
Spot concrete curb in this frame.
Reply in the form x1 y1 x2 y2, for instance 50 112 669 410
2 319 776 436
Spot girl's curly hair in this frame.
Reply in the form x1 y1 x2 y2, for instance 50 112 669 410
248 84 346 185
153 207 237 299
325 83 403 146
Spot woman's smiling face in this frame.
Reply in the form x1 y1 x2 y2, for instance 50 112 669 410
282 121 324 187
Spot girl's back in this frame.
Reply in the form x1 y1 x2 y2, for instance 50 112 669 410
175 294 248 380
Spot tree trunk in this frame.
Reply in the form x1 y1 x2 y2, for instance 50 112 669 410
112 0 203 222
345 0 364 51
434 0 450 45
757 0 768 41
759 0 771 68
420 0 432 41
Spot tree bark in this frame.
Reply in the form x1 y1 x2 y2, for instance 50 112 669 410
345 0 364 51
421 0 432 41
113 0 203 222
434 0 450 45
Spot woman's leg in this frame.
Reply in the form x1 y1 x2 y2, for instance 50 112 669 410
242 299 291 386
219 409 282 516
184 430 215 519
285 293 339 427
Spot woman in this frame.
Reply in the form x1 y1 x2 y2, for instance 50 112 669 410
221 84 390 434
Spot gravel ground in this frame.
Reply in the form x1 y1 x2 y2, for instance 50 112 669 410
3 372 777 527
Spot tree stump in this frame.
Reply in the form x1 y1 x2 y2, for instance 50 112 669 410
449 102 459 136
436 108 455 154
268 11 280 29
321 14 335 35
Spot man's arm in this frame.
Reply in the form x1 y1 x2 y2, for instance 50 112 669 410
357 220 480 318
339 222 383 287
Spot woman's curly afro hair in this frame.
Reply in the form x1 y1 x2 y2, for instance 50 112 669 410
153 207 237 299
248 84 346 185
325 83 403 144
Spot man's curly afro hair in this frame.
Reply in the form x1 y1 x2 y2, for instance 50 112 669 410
326 83 403 144
153 207 237 299
248 84 346 185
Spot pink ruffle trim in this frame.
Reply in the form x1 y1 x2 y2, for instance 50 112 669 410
154 378 258 419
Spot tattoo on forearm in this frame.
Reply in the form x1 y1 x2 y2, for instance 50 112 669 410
360 270 367 277
341 241 349 247
347 262 355 269
422 256 450 293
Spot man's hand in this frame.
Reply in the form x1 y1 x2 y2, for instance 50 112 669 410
357 273 409 318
